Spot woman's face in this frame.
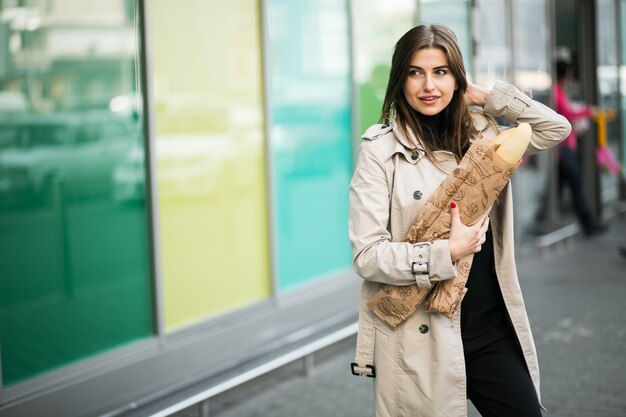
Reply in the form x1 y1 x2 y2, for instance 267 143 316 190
402 47 457 116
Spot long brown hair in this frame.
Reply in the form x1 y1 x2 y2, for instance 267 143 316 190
381 24 476 161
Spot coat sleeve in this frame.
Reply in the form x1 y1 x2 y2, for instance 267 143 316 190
484 81 572 155
348 139 457 287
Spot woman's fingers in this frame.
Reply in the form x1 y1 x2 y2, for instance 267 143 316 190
449 201 460 225
448 202 490 259
473 212 489 253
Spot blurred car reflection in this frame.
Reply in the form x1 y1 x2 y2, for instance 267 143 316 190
0 111 138 208
112 142 146 203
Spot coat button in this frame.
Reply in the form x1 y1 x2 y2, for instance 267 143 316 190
419 324 429 334
411 151 419 160
413 190 422 200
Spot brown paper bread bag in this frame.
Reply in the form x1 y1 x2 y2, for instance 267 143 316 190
367 123 531 328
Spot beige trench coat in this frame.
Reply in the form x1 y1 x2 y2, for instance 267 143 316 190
349 81 571 417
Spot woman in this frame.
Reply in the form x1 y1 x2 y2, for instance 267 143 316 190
349 25 570 417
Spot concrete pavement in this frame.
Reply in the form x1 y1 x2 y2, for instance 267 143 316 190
175 215 626 417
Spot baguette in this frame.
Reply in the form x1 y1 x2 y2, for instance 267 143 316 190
492 122 531 163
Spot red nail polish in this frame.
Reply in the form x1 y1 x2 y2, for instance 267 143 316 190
450 202 456 208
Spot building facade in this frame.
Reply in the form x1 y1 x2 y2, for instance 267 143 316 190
0 1 624 416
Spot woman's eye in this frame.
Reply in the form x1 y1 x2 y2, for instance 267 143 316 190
409 69 424 77
435 69 448 76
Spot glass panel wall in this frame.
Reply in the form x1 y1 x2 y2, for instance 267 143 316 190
512 0 551 104
552 0 594 232
474 0 510 87
150 0 270 330
266 0 353 291
596 0 621 206
0 0 152 385
418 0 472 79
510 0 554 236
352 0 416 137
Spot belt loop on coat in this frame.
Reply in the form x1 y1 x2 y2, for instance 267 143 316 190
351 290 376 377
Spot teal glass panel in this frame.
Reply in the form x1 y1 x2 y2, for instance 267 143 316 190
267 0 353 291
0 1 153 385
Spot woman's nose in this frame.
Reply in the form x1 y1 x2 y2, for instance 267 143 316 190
422 75 435 91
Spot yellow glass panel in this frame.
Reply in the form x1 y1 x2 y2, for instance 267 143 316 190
150 1 270 331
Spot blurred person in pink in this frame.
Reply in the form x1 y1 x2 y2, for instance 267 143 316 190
553 57 606 236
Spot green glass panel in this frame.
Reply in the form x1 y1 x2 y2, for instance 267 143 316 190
150 0 270 330
0 2 153 385
267 0 353 291
352 0 417 135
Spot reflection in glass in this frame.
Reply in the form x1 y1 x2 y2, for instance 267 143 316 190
512 0 550 103
507 0 554 237
0 1 152 385
474 0 510 87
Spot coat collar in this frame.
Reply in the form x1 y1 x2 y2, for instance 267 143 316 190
362 111 499 165
361 122 423 165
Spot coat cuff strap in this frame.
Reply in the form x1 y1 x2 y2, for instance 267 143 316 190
411 243 431 288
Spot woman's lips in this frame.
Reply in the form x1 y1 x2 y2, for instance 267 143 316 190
419 95 440 104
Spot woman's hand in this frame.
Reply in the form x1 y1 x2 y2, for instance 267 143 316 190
448 202 489 262
464 82 490 107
